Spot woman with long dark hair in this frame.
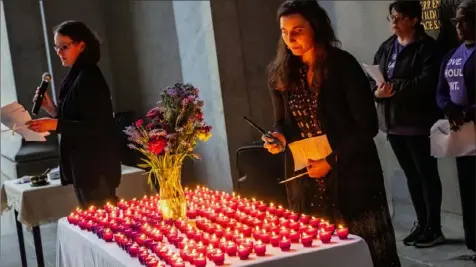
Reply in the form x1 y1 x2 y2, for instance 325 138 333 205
437 0 475 260
263 1 400 266
27 21 121 209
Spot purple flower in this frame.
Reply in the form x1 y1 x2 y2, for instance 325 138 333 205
166 88 178 96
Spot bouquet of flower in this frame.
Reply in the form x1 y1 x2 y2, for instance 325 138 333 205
124 83 211 219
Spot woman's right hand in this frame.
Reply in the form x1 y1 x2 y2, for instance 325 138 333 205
374 82 394 98
33 87 57 117
262 132 286 154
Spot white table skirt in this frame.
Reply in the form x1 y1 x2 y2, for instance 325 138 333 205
56 218 374 267
1 165 150 227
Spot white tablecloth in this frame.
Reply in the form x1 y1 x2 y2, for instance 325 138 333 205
56 218 374 267
0 165 150 227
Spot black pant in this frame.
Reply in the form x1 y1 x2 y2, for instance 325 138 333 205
388 134 442 230
74 176 118 209
456 156 476 252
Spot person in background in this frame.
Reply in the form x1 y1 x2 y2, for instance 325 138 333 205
27 21 121 209
436 0 475 261
263 1 400 266
370 1 445 248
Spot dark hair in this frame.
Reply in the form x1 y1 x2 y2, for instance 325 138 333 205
53 20 100 63
458 0 475 18
389 1 423 24
268 0 340 91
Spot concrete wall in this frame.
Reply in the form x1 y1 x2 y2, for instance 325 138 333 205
103 1 182 115
321 1 461 215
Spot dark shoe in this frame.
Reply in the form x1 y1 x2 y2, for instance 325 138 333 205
403 222 423 246
414 228 446 248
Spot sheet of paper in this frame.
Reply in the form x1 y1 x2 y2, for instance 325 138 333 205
288 135 333 171
1 101 49 141
430 119 476 157
362 63 385 86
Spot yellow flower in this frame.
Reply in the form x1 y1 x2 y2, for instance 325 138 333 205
198 132 212 141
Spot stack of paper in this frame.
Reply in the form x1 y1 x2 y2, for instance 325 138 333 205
1 102 49 141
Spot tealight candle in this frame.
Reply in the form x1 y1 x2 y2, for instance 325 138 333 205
325 224 335 233
279 227 290 238
289 230 300 243
128 243 139 257
254 240 266 256
102 229 113 242
279 237 292 251
226 242 237 256
319 231 332 244
270 233 280 247
211 250 225 266
301 233 313 247
300 214 311 224
145 258 159 267
336 225 349 239
237 245 250 260
306 227 318 238
193 253 207 267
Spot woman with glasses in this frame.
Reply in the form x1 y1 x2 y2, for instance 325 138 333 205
27 21 121 209
437 0 475 260
370 1 444 248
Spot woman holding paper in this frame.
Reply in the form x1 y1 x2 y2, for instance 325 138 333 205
264 1 400 266
370 1 445 248
436 0 475 258
26 21 121 209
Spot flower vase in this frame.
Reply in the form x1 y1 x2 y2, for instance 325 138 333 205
153 157 187 220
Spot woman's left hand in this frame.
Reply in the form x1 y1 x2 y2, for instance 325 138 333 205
307 159 332 179
26 118 58 132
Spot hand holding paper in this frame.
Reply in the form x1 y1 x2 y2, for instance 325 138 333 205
1 102 50 141
362 63 385 86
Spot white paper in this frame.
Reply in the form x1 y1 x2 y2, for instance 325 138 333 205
288 135 333 171
1 101 49 141
430 119 476 158
362 63 385 86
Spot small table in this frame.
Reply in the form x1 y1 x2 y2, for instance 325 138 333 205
0 165 150 267
56 218 373 267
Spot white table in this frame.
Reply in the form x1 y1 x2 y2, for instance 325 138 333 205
56 218 373 267
0 165 150 267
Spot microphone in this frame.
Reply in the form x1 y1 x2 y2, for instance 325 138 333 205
32 72 52 116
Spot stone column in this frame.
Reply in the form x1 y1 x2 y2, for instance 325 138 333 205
172 0 283 191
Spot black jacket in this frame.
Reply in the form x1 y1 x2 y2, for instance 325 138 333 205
56 58 121 189
370 28 444 132
270 47 386 217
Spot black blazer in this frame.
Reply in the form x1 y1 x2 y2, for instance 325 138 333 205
56 60 121 189
270 47 386 216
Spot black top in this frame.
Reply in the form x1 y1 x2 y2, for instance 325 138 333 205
370 28 444 132
269 47 386 217
56 56 121 189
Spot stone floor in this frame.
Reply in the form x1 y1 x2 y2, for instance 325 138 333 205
0 201 475 267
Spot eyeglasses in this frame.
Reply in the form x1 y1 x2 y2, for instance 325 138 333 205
387 14 406 22
450 17 470 26
53 42 77 52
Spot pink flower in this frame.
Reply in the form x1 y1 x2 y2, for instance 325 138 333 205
135 119 144 128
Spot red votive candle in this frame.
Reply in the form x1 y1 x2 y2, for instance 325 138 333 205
301 233 313 247
336 226 349 239
279 237 292 251
254 240 266 256
319 231 332 244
